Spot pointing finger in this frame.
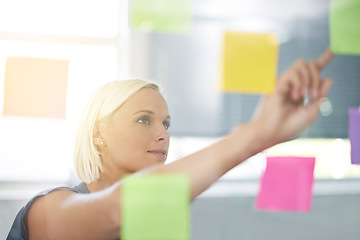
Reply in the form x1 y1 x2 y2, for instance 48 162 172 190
315 48 334 71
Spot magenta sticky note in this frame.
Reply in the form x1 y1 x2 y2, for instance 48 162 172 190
349 107 360 164
255 156 315 212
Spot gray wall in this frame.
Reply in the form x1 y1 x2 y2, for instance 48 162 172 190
1 180 360 240
191 194 360 240
1 199 27 239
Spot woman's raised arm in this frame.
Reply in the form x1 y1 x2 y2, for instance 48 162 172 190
152 48 334 200
27 49 334 240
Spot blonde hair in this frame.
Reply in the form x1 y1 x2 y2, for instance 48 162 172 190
74 79 160 183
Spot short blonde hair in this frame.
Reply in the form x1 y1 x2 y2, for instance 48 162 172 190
74 79 160 183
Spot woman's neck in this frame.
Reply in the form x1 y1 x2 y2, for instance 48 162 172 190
85 160 130 193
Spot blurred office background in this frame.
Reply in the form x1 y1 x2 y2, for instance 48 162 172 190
0 0 360 239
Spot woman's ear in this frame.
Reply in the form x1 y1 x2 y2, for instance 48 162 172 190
93 123 105 146
93 137 105 146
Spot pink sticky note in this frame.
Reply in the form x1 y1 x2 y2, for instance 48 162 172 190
255 156 315 212
349 107 360 164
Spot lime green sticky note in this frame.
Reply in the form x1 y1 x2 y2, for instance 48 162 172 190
121 174 190 240
330 0 360 55
219 31 279 94
130 0 192 34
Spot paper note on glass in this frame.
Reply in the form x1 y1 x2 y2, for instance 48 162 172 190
3 57 68 118
255 156 315 212
130 0 192 33
349 107 360 164
330 0 360 55
121 174 190 240
219 31 279 94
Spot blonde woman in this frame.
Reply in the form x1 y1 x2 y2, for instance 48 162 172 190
7 49 334 240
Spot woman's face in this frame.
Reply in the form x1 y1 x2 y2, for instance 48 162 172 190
99 88 171 174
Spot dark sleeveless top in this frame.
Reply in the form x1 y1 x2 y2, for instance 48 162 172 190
6 182 90 240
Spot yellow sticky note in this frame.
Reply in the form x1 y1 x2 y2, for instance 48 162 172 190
219 31 279 94
121 174 190 240
3 57 68 118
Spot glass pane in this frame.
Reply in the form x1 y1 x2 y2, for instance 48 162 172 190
0 40 118 181
0 0 119 38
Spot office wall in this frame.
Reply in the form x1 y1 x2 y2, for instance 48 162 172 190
190 194 360 240
1 181 360 240
1 199 27 239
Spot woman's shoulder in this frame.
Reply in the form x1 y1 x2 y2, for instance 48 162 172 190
6 182 89 240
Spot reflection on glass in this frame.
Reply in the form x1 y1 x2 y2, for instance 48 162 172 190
0 0 119 37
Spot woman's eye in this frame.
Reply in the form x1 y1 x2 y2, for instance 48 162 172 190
163 121 170 130
137 116 151 125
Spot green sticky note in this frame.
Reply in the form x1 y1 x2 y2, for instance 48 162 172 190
130 0 192 34
121 174 190 240
330 0 360 55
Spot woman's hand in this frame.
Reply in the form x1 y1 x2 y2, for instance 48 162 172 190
253 48 334 148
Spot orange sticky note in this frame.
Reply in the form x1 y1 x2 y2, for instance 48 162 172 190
3 57 68 118
219 31 279 94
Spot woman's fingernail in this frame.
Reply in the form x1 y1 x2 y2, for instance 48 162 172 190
312 88 318 97
303 88 308 97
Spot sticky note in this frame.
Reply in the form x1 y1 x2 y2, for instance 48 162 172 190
219 31 279 94
255 156 315 212
349 107 360 164
121 174 190 240
3 57 68 118
130 0 192 33
330 0 360 55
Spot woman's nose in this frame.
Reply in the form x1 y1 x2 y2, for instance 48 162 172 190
155 125 170 142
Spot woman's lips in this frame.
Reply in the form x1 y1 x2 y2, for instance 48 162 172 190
147 149 167 159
